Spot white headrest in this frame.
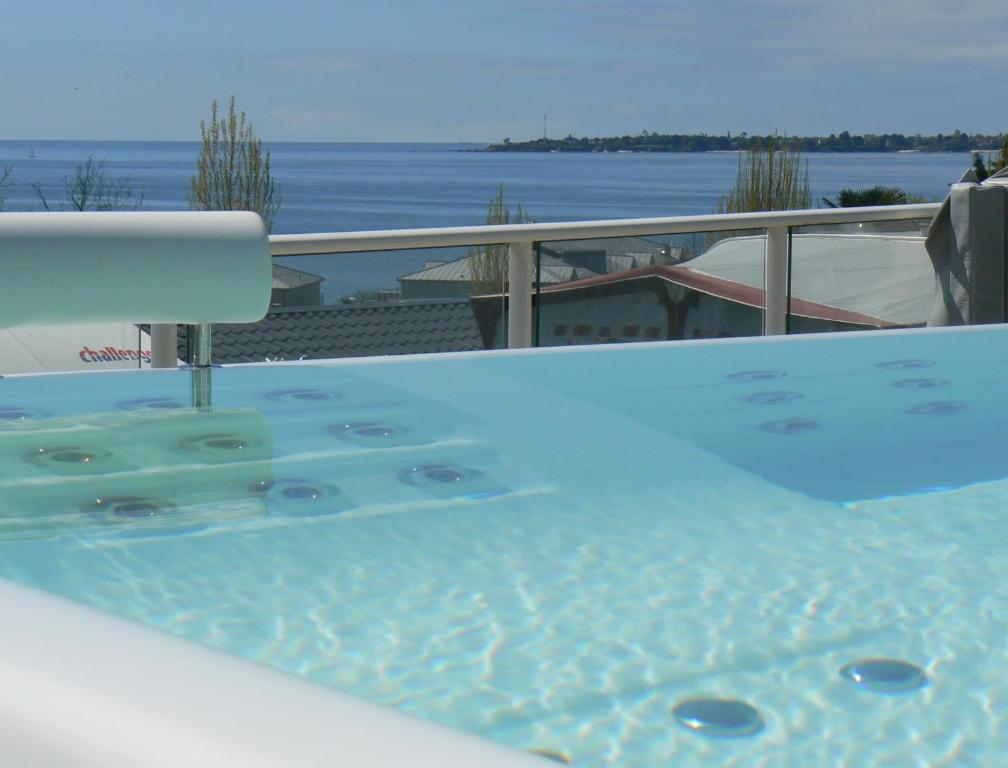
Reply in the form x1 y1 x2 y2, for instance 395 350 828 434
0 211 272 328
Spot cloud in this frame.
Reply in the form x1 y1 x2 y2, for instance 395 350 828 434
264 47 577 79
273 105 366 131
266 52 363 74
495 0 1008 68
768 0 1008 66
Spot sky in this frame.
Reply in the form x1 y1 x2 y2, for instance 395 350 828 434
1 0 1006 143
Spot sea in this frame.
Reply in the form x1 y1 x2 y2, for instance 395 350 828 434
0 141 975 301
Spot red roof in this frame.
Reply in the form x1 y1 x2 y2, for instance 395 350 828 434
539 264 902 329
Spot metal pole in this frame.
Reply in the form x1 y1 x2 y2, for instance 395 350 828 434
186 323 212 367
150 324 177 368
187 323 213 409
507 241 534 349
764 226 789 336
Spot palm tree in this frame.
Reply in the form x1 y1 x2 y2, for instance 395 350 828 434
821 186 908 208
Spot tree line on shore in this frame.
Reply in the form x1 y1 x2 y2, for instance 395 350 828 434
487 130 1006 154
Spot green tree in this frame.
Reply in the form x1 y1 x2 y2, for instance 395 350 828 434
189 96 282 232
33 156 144 211
971 137 1008 182
718 135 810 213
470 182 534 295
993 137 1008 175
972 152 990 181
977 137 1008 179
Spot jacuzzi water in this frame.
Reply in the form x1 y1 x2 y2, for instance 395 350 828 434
2 326 1007 766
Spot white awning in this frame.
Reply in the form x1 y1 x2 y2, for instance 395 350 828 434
0 323 158 375
687 233 935 326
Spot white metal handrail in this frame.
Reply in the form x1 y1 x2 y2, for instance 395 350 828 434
265 203 939 349
269 204 938 255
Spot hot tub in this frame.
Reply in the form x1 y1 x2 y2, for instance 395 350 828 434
1 324 1006 765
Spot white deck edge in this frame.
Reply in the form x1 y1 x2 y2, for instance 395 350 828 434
0 578 549 768
5 322 1007 380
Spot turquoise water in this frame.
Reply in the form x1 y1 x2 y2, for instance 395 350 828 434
1 326 1007 765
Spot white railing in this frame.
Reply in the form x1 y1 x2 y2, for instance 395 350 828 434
268 203 939 349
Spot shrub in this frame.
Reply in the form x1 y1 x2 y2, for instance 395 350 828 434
189 96 281 232
470 182 534 295
718 135 810 213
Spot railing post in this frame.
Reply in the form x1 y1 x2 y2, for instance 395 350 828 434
764 226 789 336
507 241 534 349
150 324 177 368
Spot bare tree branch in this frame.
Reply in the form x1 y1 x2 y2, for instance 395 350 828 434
33 156 144 211
0 166 11 210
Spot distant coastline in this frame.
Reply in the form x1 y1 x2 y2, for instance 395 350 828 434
483 131 1005 154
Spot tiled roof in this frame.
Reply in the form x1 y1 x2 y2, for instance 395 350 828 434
178 299 485 363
